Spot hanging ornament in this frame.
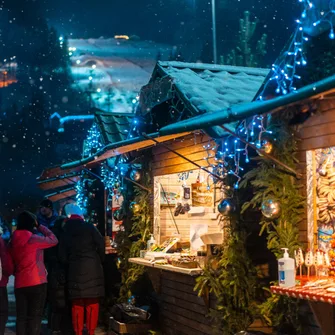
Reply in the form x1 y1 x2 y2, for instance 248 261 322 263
317 165 327 177
218 198 235 216
130 169 141 182
113 209 124 222
261 199 281 219
130 201 140 213
257 140 274 156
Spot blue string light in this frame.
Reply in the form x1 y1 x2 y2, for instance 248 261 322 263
258 0 335 99
83 124 103 157
76 178 89 210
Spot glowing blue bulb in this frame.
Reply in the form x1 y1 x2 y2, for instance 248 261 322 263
282 89 288 95
330 30 335 39
245 157 250 163
301 11 306 18
234 183 239 190
276 88 280 94
250 131 254 136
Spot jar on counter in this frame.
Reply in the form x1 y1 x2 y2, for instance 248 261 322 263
197 250 207 269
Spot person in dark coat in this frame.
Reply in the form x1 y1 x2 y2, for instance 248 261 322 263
37 199 58 229
44 214 72 335
59 204 105 335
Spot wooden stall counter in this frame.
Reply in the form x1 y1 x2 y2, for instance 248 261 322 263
129 257 203 276
129 257 213 335
271 278 335 335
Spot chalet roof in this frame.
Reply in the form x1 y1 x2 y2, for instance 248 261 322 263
94 111 134 144
138 61 269 138
159 73 335 136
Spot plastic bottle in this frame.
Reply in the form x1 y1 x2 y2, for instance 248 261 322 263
147 234 156 251
278 248 296 288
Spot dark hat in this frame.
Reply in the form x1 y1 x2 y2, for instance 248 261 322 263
17 211 37 232
40 199 53 209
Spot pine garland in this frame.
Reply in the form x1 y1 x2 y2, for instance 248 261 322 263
116 159 152 302
240 115 305 332
195 225 257 334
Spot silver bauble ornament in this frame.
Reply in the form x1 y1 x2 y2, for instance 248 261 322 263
113 209 123 221
318 166 327 177
261 199 281 219
130 170 141 182
257 140 273 156
130 201 140 213
218 199 235 216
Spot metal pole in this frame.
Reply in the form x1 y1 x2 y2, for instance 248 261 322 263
212 0 217 64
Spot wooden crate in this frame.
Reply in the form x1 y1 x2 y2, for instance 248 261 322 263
108 317 152 334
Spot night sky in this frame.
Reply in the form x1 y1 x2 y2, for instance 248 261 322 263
0 0 300 219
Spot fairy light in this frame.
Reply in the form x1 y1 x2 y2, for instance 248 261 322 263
258 0 335 99
83 124 103 157
76 178 89 210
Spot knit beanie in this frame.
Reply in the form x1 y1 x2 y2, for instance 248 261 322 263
17 211 37 232
63 203 84 218
40 199 53 210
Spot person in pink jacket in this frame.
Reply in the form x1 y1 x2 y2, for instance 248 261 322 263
9 211 58 335
0 231 14 335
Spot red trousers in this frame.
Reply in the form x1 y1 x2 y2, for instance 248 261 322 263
72 298 99 335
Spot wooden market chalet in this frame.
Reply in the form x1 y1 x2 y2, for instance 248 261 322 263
37 55 335 334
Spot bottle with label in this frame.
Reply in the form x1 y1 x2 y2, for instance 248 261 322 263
147 234 156 251
278 248 296 288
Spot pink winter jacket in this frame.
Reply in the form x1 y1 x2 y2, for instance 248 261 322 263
9 225 58 289
0 236 13 287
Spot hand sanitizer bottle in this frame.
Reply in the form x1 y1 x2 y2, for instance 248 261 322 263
147 234 156 251
278 248 296 288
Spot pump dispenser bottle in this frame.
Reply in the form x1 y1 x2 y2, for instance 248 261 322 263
278 248 295 288
147 234 156 251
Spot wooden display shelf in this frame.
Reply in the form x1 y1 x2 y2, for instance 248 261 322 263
129 257 203 276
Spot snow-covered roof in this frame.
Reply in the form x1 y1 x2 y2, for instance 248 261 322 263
138 61 269 138
159 62 269 114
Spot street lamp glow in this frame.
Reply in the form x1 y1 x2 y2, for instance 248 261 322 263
76 60 81 65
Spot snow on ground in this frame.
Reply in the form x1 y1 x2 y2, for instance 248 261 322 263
68 38 171 113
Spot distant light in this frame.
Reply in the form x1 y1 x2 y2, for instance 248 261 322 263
114 35 129 40
76 60 81 65
58 127 65 133
89 76 93 81
73 47 77 51
132 99 137 104
97 88 101 93
59 36 63 41
92 64 97 69
69 52 73 56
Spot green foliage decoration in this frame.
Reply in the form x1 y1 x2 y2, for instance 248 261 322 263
240 115 305 331
195 192 258 334
116 159 152 302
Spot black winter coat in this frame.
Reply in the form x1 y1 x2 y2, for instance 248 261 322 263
59 218 105 300
45 216 68 310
